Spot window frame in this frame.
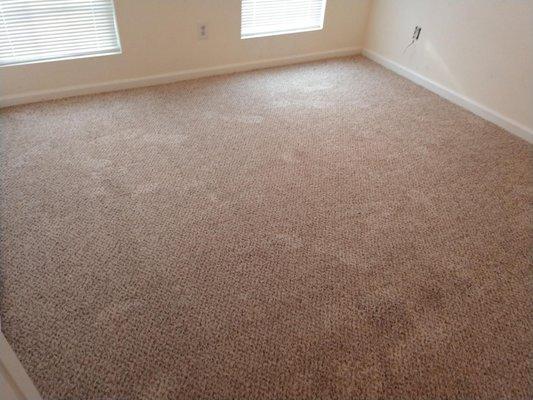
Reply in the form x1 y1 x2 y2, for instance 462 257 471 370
240 0 327 40
0 0 122 68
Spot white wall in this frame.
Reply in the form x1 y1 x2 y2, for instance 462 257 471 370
364 0 533 136
0 0 370 103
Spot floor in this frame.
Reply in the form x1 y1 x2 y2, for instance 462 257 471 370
0 56 531 400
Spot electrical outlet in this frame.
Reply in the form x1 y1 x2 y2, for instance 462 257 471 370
198 22 208 40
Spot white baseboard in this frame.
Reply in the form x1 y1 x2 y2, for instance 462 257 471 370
362 49 533 144
0 47 362 108
0 332 42 400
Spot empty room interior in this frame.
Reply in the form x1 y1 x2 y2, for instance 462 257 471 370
1 0 532 399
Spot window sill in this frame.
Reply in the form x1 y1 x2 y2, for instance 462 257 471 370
241 26 324 40
0 49 122 68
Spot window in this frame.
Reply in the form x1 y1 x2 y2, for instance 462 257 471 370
0 0 121 67
241 0 327 39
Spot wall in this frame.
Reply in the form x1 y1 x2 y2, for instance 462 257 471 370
0 0 370 104
364 0 533 138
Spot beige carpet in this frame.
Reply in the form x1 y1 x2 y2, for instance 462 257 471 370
1 56 531 399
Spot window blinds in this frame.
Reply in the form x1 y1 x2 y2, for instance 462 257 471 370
0 0 121 66
241 0 327 39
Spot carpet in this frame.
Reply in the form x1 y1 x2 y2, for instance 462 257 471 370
1 56 531 399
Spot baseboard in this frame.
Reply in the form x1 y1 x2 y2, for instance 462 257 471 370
0 47 362 108
362 49 533 144
0 332 42 400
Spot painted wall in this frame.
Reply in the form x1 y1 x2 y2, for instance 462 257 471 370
0 0 370 100
364 0 533 133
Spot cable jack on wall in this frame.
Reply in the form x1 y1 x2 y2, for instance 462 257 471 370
403 26 422 54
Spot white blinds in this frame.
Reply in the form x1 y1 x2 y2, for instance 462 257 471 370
0 0 121 66
241 0 327 39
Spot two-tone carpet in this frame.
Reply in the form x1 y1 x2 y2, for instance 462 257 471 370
1 56 531 399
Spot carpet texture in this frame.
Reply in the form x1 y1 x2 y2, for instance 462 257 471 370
1 56 531 399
